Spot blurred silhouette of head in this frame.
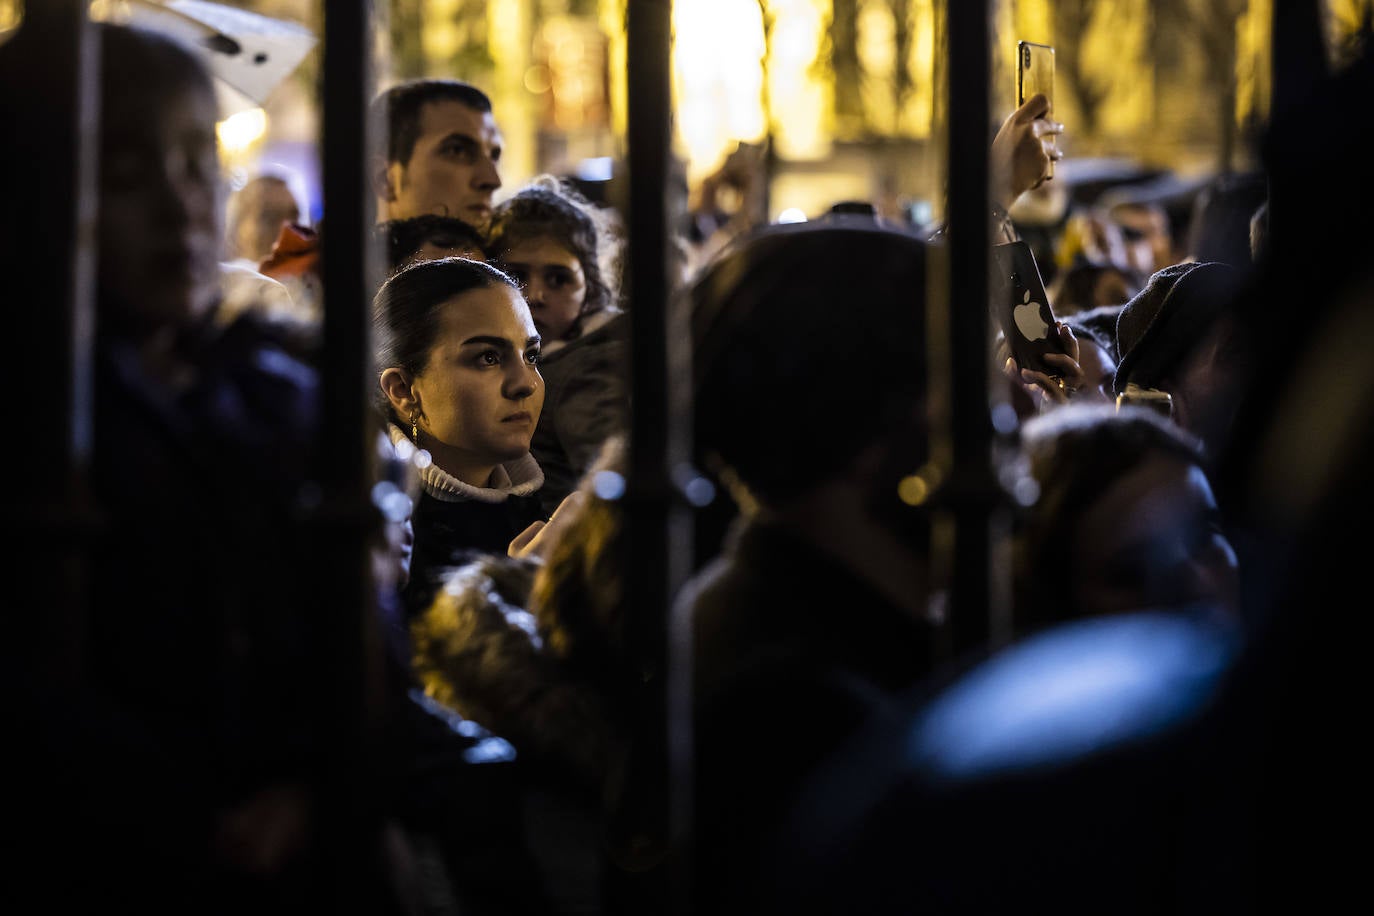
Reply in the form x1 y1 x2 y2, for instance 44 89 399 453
689 219 931 515
1185 172 1268 268
97 23 221 340
1016 402 1239 628
1051 258 1142 316
1115 260 1248 458
226 174 301 264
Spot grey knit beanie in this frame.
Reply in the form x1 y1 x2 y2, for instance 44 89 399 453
1113 261 1240 396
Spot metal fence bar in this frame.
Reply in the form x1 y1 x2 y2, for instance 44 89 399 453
941 0 1005 657
314 0 388 904
616 1 691 913
1269 0 1327 262
2 0 99 693
3 1 102 901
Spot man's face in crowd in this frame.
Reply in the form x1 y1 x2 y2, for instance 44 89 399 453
384 100 503 230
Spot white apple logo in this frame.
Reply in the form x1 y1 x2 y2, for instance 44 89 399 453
1013 289 1049 340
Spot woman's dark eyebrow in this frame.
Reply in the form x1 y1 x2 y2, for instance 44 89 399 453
460 334 543 349
461 335 515 349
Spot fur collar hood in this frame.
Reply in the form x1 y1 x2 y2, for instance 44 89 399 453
410 553 621 794
389 423 543 504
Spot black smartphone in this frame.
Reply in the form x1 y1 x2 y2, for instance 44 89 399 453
1017 40 1055 179
991 240 1068 378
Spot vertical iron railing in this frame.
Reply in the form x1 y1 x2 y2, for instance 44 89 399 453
1268 0 1328 263
3 0 99 694
618 1 691 913
22 0 1323 908
1 2 98 900
314 0 388 905
938 0 1005 658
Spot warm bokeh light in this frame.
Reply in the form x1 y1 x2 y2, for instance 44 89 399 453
671 0 768 186
523 63 552 95
63 0 1374 241
1075 0 1153 138
488 0 538 185
536 14 611 135
898 462 945 507
422 0 463 63
858 0 898 132
898 474 931 507
1328 0 1374 67
598 0 628 139
767 0 831 160
904 0 938 136
1238 0 1275 124
217 106 268 158
0 0 20 36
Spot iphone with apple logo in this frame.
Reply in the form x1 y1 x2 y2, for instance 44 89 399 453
990 239 1069 379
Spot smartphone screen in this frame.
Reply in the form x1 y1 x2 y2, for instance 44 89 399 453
1017 40 1055 178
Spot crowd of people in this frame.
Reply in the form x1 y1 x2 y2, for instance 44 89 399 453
6 12 1370 915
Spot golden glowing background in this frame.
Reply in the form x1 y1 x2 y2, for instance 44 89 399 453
3 0 1372 222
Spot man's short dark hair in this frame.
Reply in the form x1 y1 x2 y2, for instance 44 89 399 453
375 215 486 273
370 78 494 166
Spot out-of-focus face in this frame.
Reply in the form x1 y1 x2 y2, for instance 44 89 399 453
495 234 588 341
1092 269 1137 309
98 80 222 336
1160 314 1243 457
1113 204 1172 276
238 179 300 263
385 101 503 229
1071 452 1239 618
409 283 544 486
1073 339 1118 404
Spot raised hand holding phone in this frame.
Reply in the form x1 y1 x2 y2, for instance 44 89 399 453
991 94 1064 213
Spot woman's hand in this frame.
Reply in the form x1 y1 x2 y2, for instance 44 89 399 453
508 490 587 562
1002 322 1084 411
991 93 1065 208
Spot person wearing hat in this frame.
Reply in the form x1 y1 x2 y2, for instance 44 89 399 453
1113 260 1251 463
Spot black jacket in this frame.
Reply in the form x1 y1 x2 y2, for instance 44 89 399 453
680 519 938 914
